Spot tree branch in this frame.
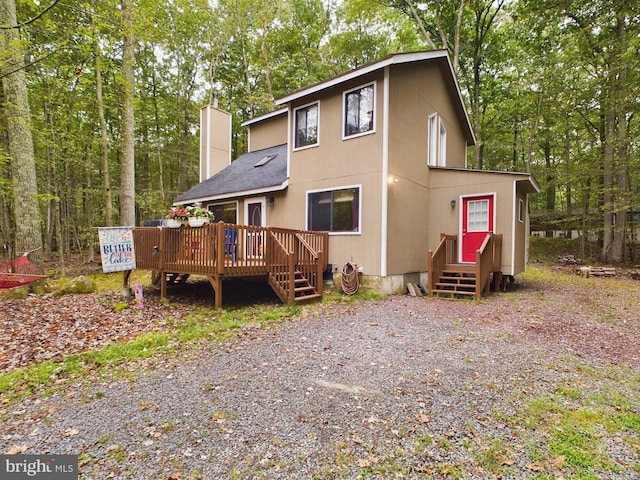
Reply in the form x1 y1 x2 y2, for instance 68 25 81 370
0 0 60 29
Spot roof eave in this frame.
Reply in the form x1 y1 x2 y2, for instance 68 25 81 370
275 50 449 105
174 179 289 206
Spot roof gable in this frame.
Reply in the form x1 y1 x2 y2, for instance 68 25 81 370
275 50 475 145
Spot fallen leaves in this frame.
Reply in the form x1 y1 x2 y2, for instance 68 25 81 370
0 291 192 373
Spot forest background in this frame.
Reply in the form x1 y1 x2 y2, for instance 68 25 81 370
0 0 638 270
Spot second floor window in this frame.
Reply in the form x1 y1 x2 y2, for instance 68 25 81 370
428 113 447 166
344 83 375 138
294 102 319 149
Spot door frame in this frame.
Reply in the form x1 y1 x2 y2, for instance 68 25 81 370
244 197 267 259
244 197 266 227
458 192 496 263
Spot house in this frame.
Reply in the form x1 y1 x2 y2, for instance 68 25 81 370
175 50 539 296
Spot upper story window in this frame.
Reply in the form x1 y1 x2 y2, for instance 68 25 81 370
344 83 375 138
307 186 361 234
294 102 319 150
428 113 447 167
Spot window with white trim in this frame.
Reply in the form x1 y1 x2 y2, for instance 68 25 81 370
294 102 318 149
208 202 237 223
428 113 447 166
307 187 360 233
519 199 525 223
344 83 375 138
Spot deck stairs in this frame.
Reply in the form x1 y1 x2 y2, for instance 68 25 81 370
268 268 321 304
431 264 477 298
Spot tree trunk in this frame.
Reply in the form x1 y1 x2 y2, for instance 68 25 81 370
0 0 43 267
93 11 114 227
120 0 136 226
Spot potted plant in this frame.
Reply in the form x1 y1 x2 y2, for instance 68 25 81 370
166 207 188 227
186 206 214 227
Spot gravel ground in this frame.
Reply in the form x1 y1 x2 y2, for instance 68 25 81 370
1 277 639 479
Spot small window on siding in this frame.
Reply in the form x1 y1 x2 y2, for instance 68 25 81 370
438 120 447 166
428 113 447 167
294 102 319 149
519 199 525 223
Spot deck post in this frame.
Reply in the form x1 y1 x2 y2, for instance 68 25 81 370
216 222 225 275
208 275 222 309
288 252 295 305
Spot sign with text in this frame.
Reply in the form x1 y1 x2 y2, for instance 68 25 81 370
98 227 136 273
0 455 78 479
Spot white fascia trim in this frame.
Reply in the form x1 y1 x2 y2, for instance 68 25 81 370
381 67 390 277
510 181 517 276
241 108 288 127
443 55 476 145
174 180 289 206
276 51 449 105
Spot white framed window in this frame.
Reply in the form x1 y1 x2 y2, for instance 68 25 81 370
208 201 237 223
467 199 490 231
439 120 447 166
518 198 525 223
294 102 319 150
428 113 447 166
343 82 375 138
307 186 361 234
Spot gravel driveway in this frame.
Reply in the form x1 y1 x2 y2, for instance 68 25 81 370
1 285 639 479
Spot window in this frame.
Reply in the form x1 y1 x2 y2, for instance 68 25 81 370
467 200 489 231
308 187 360 233
428 113 447 166
439 121 447 166
344 83 375 138
519 199 525 223
208 202 237 223
294 103 318 149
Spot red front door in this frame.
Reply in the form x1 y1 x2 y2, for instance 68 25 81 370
461 195 494 263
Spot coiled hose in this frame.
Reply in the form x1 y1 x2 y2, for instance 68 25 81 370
341 262 360 295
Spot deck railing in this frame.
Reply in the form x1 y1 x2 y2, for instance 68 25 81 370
132 222 328 306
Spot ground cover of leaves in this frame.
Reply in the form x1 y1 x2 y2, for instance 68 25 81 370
0 265 639 479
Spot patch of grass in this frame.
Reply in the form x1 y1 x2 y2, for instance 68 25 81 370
0 303 302 405
515 370 640 478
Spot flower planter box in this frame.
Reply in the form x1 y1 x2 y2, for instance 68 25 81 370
188 217 208 227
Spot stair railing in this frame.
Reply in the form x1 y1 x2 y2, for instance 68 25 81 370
266 231 294 304
295 233 322 298
428 234 457 296
474 233 494 300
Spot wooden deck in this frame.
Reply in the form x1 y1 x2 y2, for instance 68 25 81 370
127 222 329 308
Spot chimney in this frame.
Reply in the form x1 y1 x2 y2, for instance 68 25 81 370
200 100 231 181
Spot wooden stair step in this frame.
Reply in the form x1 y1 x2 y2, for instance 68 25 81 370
294 293 322 303
431 288 476 296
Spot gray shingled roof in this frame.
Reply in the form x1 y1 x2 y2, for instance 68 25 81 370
175 144 287 203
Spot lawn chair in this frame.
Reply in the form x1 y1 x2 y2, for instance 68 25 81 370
224 227 238 263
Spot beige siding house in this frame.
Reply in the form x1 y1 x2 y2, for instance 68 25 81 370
175 50 539 295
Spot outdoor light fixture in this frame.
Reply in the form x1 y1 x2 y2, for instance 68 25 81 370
267 196 275 207
450 199 456 208
387 175 399 185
